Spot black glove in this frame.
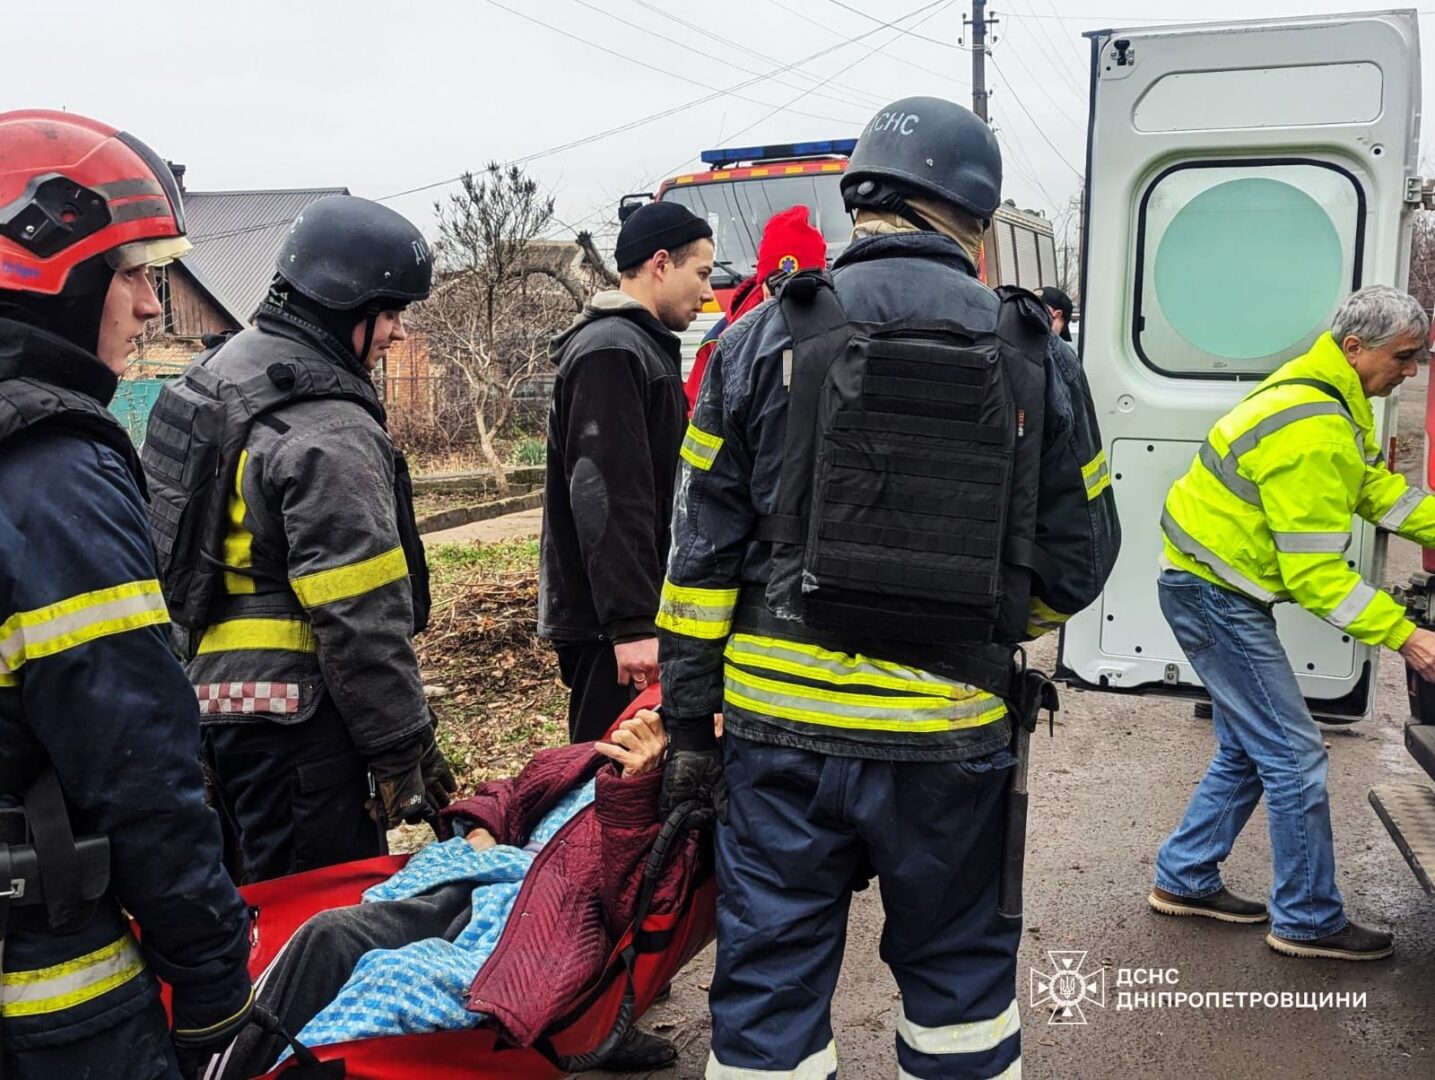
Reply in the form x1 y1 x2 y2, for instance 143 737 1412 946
172 986 256 1079
420 726 458 811
659 720 727 824
369 726 454 828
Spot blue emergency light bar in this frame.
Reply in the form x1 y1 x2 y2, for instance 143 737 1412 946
699 138 859 167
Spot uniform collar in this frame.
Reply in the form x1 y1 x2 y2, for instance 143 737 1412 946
833 231 978 278
0 317 119 406
1297 332 1374 433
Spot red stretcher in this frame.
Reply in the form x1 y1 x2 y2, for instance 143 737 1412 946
199 689 717 1080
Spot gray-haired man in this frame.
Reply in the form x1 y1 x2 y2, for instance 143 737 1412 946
1153 285 1435 960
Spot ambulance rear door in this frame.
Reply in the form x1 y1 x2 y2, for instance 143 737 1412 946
1058 10 1422 719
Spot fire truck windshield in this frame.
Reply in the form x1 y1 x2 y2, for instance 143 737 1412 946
660 173 853 286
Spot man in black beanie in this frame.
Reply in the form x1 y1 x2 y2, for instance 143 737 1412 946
540 201 715 744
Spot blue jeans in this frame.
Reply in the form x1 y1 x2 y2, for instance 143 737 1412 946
1154 570 1346 941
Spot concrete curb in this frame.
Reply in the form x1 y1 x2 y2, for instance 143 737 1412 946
416 489 544 535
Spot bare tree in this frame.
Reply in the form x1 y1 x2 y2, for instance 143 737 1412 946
1408 212 1435 322
407 163 585 492
1052 191 1083 302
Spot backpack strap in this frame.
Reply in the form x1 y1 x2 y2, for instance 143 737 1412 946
759 271 851 545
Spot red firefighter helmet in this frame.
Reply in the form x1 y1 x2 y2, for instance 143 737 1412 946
0 110 189 296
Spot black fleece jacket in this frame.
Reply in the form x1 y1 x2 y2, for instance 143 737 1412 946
538 291 685 643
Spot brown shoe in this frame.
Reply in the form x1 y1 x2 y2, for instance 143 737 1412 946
1148 886 1268 924
1266 921 1393 961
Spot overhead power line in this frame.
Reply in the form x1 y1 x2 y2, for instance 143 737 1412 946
189 0 949 245
628 0 890 109
480 0 857 128
824 0 971 51
986 53 1083 179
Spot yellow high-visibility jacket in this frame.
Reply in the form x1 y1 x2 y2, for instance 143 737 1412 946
1162 332 1435 649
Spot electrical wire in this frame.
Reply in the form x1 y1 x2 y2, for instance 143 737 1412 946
189 1 949 244
627 0 890 109
1001 0 1086 99
823 0 971 51
481 0 857 127
591 0 887 114
986 53 1084 179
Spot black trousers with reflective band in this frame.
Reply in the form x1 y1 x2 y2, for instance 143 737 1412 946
555 641 636 744
3 981 179 1080
202 696 383 885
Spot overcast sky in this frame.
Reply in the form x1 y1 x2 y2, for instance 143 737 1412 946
15 1 1435 249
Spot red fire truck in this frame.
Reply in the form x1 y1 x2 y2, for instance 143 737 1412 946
620 139 1063 372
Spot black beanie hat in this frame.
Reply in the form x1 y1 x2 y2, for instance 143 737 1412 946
1038 285 1074 342
614 202 713 272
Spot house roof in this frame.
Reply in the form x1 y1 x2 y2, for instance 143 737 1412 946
182 187 349 325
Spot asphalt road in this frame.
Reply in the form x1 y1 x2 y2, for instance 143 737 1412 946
603 365 1435 1080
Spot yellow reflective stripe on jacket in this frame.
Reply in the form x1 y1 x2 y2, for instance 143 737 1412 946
0 580 168 677
726 633 984 699
897 998 1020 1056
0 671 17 688
290 546 408 609
724 665 1006 732
0 934 146 1018
1025 597 1071 639
197 617 318 654
223 448 257 595
656 580 739 640
679 423 723 472
1081 449 1110 500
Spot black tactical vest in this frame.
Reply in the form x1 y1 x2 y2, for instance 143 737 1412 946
140 330 431 634
760 271 1052 658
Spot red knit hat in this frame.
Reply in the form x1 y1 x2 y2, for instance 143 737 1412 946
755 205 827 284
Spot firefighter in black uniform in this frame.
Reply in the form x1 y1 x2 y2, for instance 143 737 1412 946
142 196 456 884
657 97 1118 1079
0 111 252 1078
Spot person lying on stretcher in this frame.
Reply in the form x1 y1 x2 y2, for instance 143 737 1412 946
204 705 703 1078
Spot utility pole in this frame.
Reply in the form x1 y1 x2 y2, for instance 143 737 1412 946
963 1 999 122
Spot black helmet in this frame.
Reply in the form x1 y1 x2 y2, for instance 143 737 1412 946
841 96 1002 221
276 195 432 311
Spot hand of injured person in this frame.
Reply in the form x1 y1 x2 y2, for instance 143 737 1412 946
465 827 497 852
594 708 667 777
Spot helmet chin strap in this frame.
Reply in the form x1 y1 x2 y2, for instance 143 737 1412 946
356 312 379 366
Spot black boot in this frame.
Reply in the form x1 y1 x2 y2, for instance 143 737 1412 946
597 1027 679 1072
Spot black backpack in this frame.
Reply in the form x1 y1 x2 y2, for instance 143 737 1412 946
140 345 430 633
760 271 1055 647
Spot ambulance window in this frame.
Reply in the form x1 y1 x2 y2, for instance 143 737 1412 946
1134 162 1363 378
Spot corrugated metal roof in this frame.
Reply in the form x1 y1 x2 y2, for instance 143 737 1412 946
182 188 348 325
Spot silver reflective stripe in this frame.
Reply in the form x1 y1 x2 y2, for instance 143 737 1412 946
1198 442 1261 506
1227 401 1354 458
1328 580 1379 630
900 1060 1020 1080
1271 531 1352 554
897 999 1020 1056
0 580 168 675
1200 401 1356 508
0 935 146 1017
1380 489 1427 531
1161 509 1278 604
706 1040 837 1079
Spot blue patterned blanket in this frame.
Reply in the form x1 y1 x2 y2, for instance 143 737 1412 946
280 778 597 1056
